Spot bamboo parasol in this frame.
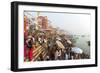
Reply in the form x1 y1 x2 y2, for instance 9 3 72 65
56 40 65 49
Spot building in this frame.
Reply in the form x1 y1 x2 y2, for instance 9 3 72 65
37 16 48 29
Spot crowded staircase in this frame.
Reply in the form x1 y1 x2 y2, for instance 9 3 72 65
32 43 48 61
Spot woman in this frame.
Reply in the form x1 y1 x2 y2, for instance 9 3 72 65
26 37 33 61
55 49 62 60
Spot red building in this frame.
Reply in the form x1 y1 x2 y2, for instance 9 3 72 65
37 16 48 29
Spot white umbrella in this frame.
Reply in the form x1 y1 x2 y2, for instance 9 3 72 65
71 47 83 54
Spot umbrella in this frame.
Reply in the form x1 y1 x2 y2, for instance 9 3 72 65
56 40 65 49
67 40 72 44
71 47 83 54
64 37 72 44
56 37 61 41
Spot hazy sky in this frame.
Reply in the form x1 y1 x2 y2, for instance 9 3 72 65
25 11 91 35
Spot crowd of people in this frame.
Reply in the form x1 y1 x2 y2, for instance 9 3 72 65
24 30 89 62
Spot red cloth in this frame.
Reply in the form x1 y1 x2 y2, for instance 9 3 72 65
28 48 33 61
24 45 27 61
24 45 27 58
